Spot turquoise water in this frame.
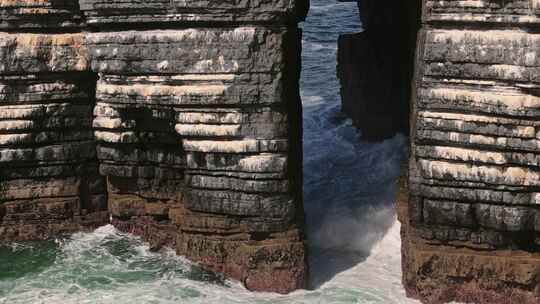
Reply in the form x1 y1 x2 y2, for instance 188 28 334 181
0 1 416 303
0 222 413 304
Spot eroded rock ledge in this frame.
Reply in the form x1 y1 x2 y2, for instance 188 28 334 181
0 0 308 293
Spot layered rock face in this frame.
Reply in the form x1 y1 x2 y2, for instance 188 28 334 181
402 1 540 303
8 0 540 300
0 1 108 240
337 0 420 140
0 0 308 293
85 5 308 291
0 0 84 29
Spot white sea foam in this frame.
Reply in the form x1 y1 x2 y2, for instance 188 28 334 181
0 219 419 304
0 0 423 303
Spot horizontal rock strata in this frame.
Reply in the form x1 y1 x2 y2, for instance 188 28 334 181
0 0 84 29
79 0 308 25
88 24 307 293
403 1 540 303
0 0 308 293
0 1 108 241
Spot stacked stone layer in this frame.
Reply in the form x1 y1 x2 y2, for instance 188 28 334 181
0 0 108 241
79 0 308 25
0 0 308 293
403 1 540 303
87 25 307 293
424 0 540 24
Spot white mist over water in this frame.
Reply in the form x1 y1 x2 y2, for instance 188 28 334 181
0 0 420 303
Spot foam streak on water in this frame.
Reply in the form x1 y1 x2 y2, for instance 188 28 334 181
0 0 419 303
0 223 414 304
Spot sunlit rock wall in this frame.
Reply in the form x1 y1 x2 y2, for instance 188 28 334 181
402 1 540 303
0 0 308 293
0 0 108 240
82 0 309 293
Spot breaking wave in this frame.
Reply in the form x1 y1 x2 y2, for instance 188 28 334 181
0 222 415 304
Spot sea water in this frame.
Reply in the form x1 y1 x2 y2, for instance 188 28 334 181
0 1 417 303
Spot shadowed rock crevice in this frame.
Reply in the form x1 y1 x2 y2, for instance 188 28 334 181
338 0 420 141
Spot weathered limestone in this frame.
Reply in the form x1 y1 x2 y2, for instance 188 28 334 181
0 0 308 293
0 1 108 241
79 0 308 25
401 0 540 302
82 0 308 294
0 0 84 29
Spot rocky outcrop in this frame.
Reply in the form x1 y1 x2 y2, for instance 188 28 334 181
338 0 540 302
84 2 308 290
6 0 540 300
0 0 108 241
401 1 540 303
0 0 308 293
337 0 420 140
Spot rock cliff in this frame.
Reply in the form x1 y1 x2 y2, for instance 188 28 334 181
401 0 540 303
0 0 308 293
4 0 540 301
0 0 108 240
338 0 540 302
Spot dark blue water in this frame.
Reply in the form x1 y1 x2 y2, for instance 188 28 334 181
0 1 413 303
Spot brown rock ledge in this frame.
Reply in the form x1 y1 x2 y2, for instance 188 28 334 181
397 170 540 304
111 214 307 294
